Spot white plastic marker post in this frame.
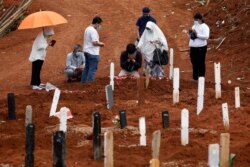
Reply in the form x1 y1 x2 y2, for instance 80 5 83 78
139 117 146 146
208 144 220 167
222 103 229 130
110 62 115 91
235 87 240 108
214 63 221 99
197 77 205 115
169 48 174 80
173 68 180 104
104 131 114 167
49 88 61 117
181 108 189 146
59 107 68 132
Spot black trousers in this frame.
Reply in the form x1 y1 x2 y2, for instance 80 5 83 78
189 46 207 80
30 60 44 86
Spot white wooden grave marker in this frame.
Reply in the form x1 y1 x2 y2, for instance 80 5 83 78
220 133 230 167
59 107 68 132
197 77 205 115
173 68 180 104
169 48 174 80
105 85 113 110
181 108 189 146
208 143 219 167
235 87 240 108
139 117 146 146
214 63 221 99
222 103 229 130
25 105 32 126
49 88 61 117
110 62 115 90
104 131 113 167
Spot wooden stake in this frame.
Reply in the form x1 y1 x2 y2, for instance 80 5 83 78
181 108 189 146
104 131 113 167
25 105 32 126
137 78 144 105
152 130 161 159
92 112 101 160
208 143 219 167
173 68 180 104
169 48 174 80
7 92 16 120
25 123 35 167
105 85 114 110
214 62 221 99
139 117 146 146
220 133 230 167
197 77 205 115
235 87 240 108
222 103 229 130
53 131 66 167
110 62 115 90
149 158 160 167
145 68 150 88
59 107 68 133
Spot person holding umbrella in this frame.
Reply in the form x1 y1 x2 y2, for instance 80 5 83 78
18 10 68 90
29 27 56 90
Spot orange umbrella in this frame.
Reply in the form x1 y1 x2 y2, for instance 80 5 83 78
18 11 68 29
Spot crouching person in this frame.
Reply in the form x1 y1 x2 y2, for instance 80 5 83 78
64 44 85 82
118 43 142 78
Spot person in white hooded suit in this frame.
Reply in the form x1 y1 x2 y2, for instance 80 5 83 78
137 21 168 78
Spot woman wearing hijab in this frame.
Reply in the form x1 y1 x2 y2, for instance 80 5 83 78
29 27 55 90
137 21 168 79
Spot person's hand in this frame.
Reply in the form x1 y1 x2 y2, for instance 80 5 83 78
49 40 56 47
99 42 105 47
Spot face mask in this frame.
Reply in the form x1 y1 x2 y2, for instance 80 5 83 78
75 52 81 58
146 28 153 33
194 20 199 26
96 25 102 30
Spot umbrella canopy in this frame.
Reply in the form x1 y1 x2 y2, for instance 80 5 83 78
18 11 68 29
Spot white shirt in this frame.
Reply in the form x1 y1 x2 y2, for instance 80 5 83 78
189 23 210 47
83 26 100 55
29 32 49 62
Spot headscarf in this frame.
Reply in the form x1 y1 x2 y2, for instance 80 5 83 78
137 21 168 62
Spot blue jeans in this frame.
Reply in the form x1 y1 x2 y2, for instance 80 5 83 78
81 52 99 83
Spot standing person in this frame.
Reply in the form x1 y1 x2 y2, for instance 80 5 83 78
136 7 156 41
64 44 85 82
118 43 142 78
29 27 56 90
137 21 168 79
188 12 210 80
81 16 104 83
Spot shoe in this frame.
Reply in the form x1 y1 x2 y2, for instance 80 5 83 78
32 85 43 90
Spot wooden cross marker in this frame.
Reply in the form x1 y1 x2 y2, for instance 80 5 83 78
214 63 221 99
169 48 174 80
208 143 219 167
49 88 61 117
197 77 205 115
220 133 230 167
235 87 240 108
104 131 113 167
139 117 146 146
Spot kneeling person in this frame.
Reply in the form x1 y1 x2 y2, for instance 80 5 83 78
64 44 85 82
118 43 142 78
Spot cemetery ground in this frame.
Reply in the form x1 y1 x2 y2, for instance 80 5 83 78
0 0 249 166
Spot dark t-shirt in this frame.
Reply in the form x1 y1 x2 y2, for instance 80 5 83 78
136 15 156 37
120 51 142 72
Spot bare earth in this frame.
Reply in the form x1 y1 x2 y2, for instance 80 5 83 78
0 0 249 166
